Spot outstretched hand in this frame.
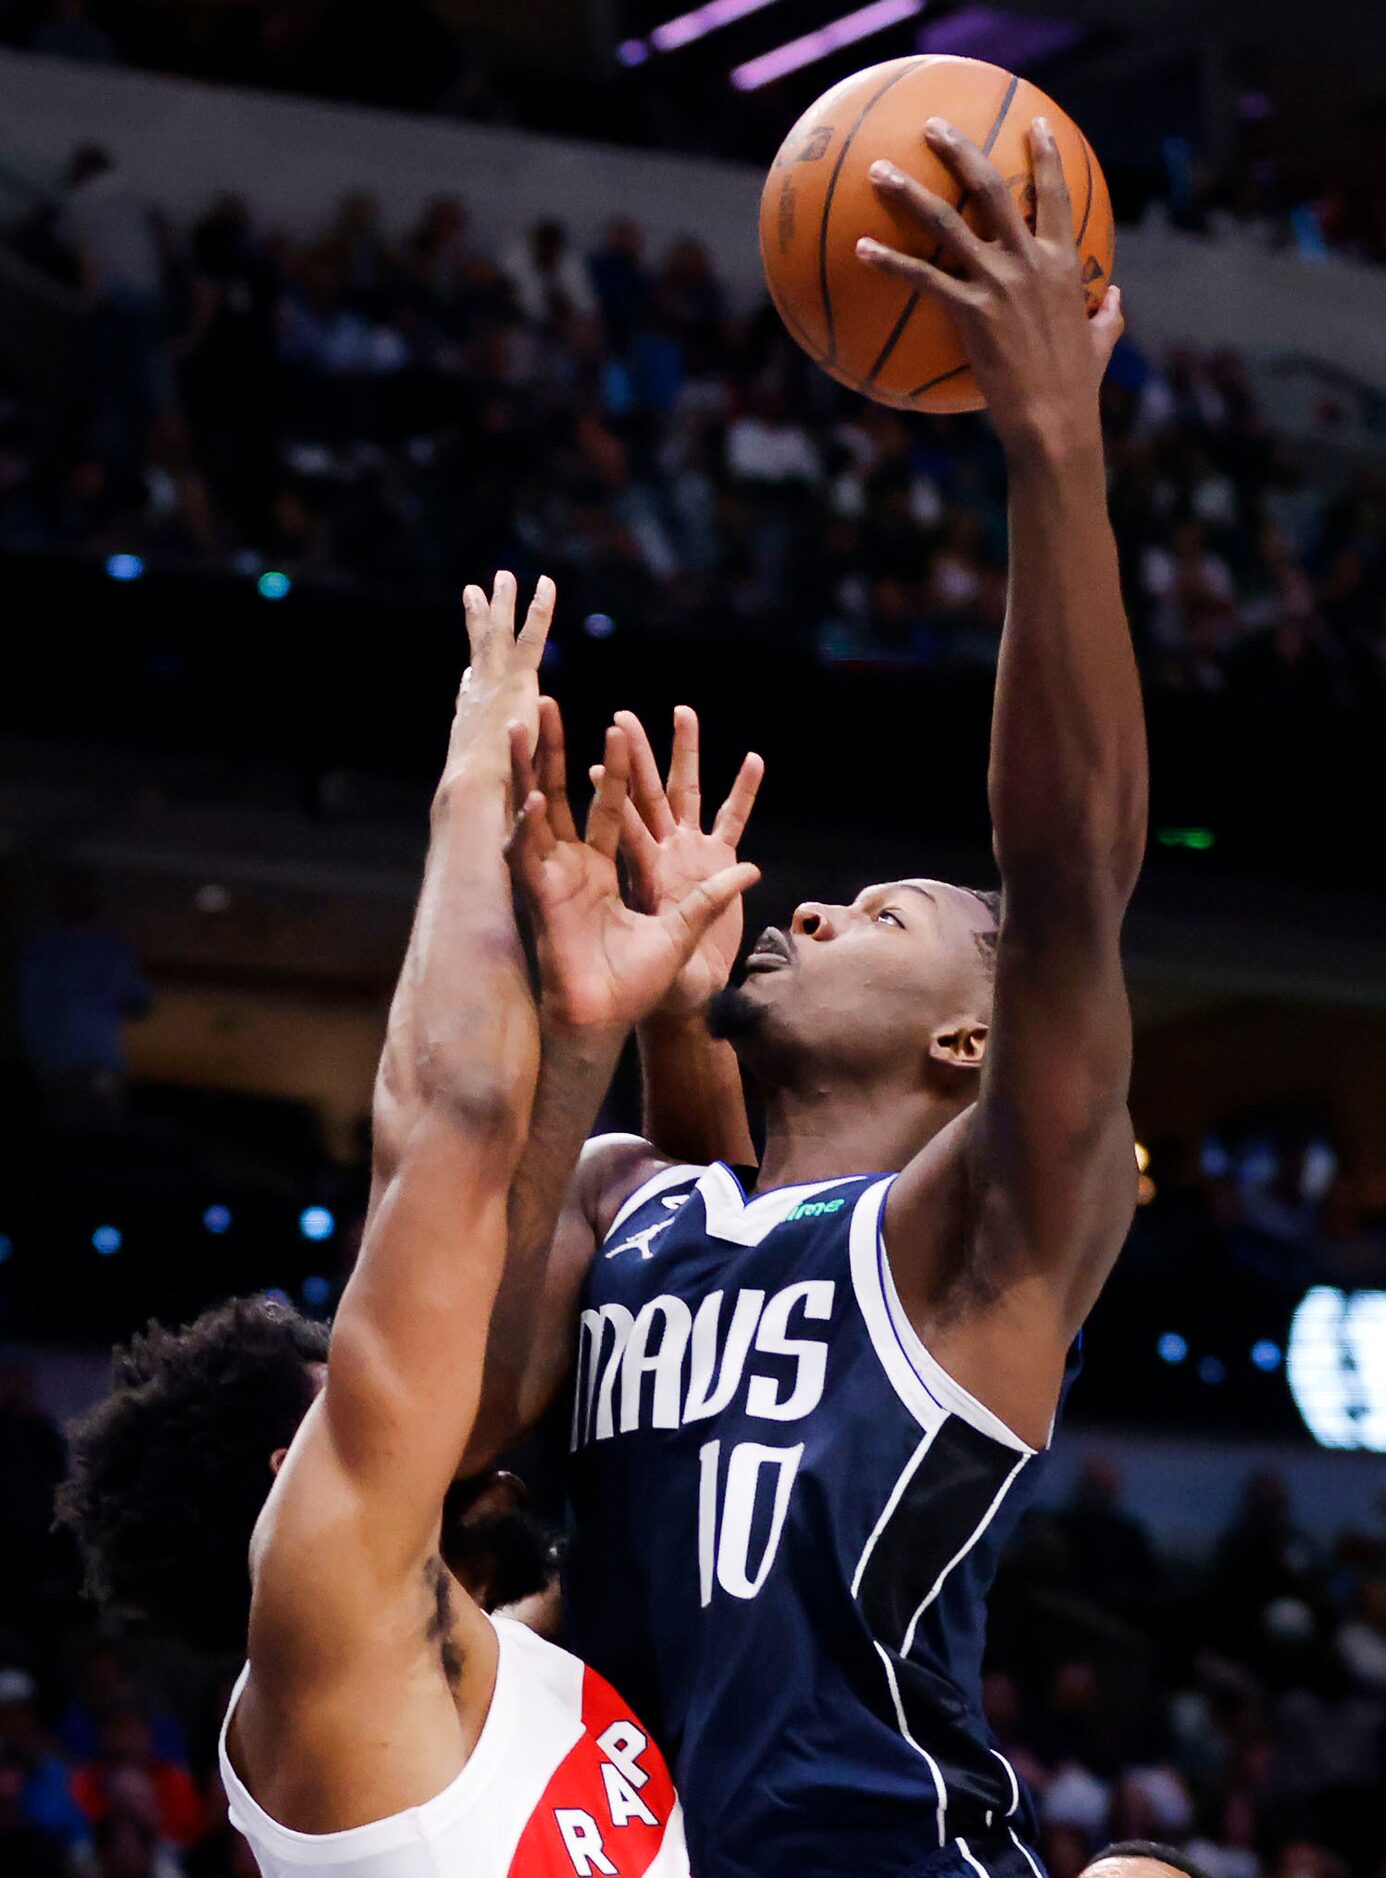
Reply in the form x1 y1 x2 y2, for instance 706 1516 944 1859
858 117 1123 455
507 699 760 1035
602 707 764 1020
441 570 554 795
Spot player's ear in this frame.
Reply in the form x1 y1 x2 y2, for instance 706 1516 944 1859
927 1020 988 1076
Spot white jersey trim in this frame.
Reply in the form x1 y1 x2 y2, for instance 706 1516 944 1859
899 1449 1030 1656
699 1162 868 1247
956 1838 993 1878
219 1615 524 1862
848 1178 1035 1455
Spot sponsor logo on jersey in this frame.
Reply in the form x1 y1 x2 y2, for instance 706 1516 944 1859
785 1196 846 1222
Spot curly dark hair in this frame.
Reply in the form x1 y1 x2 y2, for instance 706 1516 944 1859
57 1297 328 1658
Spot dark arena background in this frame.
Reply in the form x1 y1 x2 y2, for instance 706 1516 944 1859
2 2 1386 1875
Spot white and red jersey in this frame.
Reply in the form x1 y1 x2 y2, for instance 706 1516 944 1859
219 1616 688 1878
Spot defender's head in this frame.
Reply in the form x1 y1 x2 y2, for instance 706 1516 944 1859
59 1298 556 1658
1083 1844 1214 1878
709 880 1000 1095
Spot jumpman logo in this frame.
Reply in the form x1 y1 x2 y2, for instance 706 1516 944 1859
605 1194 688 1260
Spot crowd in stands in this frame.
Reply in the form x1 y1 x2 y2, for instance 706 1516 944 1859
3 0 1386 263
2 1353 1383 1878
0 151 1383 708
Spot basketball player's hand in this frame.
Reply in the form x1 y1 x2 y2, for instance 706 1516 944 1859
508 702 760 1035
444 571 553 791
603 708 764 1019
859 118 1124 455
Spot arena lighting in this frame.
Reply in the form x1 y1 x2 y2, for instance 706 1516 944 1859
303 1275 333 1308
652 0 784 54
105 553 144 581
0 1233 12 1263
914 5 1081 66
731 0 925 90
1134 1142 1149 1172
1198 1356 1225 1385
1287 1286 1386 1451
1157 1332 1187 1365
258 570 292 601
584 612 617 639
617 38 650 65
1156 827 1216 851
203 1205 232 1235
92 1225 122 1256
299 1206 336 1243
1251 1339 1282 1372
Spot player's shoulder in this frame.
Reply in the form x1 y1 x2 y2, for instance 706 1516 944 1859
579 1133 703 1242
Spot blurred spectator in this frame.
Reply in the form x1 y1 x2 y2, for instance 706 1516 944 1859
0 1749 66 1878
60 147 169 467
501 219 595 326
1058 1458 1159 1618
17 871 151 1134
1335 1577 1386 1693
0 1668 89 1852
0 1366 68 1619
71 1712 204 1849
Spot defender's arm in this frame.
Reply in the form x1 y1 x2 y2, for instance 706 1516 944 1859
248 575 550 1676
464 707 763 1465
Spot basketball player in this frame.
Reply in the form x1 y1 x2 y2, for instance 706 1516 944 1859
492 120 1146 1878
57 573 760 1878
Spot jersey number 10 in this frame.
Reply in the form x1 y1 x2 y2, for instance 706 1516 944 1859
697 1439 804 1605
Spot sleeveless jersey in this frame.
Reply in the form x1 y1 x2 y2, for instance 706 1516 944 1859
566 1158 1080 1878
219 1614 689 1878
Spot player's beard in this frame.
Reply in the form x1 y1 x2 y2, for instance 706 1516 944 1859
705 984 767 1046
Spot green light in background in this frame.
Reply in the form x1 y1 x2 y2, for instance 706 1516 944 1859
1156 827 1215 851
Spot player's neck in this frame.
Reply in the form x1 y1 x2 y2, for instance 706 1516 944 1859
753 1081 956 1192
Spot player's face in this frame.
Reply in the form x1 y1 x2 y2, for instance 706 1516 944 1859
732 879 995 1079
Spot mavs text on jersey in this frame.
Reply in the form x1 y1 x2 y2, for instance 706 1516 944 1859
566 1156 1080 1878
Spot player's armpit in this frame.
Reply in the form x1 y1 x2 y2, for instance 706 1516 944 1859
884 916 1137 1447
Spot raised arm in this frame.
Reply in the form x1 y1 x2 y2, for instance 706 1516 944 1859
621 708 762 1170
461 701 762 1467
248 573 550 1676
864 121 1147 1440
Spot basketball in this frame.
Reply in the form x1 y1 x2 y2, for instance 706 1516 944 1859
759 56 1115 414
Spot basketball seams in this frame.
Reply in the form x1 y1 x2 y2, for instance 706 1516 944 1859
1076 134 1095 247
818 59 928 368
907 360 971 398
768 62 1110 415
867 68 1019 398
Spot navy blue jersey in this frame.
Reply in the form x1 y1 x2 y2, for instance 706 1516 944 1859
565 1157 1078 1878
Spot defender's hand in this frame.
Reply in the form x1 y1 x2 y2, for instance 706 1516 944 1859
604 707 764 1020
858 118 1123 456
508 702 760 1035
443 571 554 795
